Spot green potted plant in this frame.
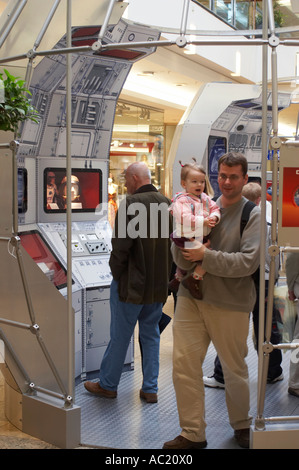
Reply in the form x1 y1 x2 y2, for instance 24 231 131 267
255 1 286 28
0 68 40 134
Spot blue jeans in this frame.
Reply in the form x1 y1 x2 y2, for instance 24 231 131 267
99 279 163 393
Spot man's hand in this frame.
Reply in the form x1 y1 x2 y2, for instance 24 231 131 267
181 238 208 262
288 290 296 302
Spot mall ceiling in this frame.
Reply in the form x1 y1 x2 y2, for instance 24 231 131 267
119 43 299 138
119 1 299 137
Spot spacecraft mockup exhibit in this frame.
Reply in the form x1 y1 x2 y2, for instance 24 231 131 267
1 0 299 451
167 82 291 197
0 7 160 447
17 19 160 379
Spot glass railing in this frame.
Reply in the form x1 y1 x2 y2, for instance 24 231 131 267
192 0 261 30
192 0 299 37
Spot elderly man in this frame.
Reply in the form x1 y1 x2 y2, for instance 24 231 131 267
84 162 172 403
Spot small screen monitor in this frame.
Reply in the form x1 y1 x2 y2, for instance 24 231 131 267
19 230 72 290
208 136 227 197
44 167 102 214
18 167 27 214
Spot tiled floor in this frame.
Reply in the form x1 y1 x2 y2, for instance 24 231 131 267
0 295 299 449
77 296 299 449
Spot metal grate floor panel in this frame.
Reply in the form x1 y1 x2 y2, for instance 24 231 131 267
75 298 299 450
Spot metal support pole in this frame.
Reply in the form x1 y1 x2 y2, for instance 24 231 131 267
8 36 299 67
29 383 70 403
0 317 32 330
6 235 71 405
11 140 19 236
282 247 299 253
255 0 281 430
0 0 27 48
97 0 118 43
66 0 74 407
30 323 71 404
231 0 236 29
265 416 299 423
0 0 19 37
0 328 31 385
256 0 268 418
180 0 190 36
296 113 299 140
0 318 72 405
265 44 280 359
24 0 62 87
0 45 92 64
33 0 62 51
10 236 37 326
267 0 276 36
5 36 299 64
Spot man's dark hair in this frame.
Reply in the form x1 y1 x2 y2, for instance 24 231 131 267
218 152 248 177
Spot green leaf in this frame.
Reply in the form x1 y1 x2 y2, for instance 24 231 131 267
0 69 40 132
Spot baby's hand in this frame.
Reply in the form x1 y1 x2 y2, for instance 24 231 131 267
204 216 217 227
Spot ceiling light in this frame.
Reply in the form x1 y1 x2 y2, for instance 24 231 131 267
184 47 196 55
114 124 150 133
137 71 155 76
184 41 196 55
122 75 196 107
231 50 241 77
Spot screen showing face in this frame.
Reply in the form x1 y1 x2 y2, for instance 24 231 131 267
19 230 72 290
44 168 102 213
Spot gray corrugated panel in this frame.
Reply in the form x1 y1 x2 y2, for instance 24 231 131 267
76 306 298 450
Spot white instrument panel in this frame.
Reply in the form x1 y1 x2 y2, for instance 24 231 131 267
38 219 113 288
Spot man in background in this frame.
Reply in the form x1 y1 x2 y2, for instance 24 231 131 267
84 162 173 403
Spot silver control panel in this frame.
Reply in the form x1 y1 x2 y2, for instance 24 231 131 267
38 219 113 288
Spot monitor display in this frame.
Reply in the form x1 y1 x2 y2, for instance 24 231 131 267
233 101 257 109
19 230 72 290
44 168 102 213
18 167 27 214
208 136 227 197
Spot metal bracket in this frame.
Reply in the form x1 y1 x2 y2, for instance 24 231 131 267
254 416 266 431
91 40 102 52
262 342 274 354
9 140 19 152
28 382 37 395
269 35 280 47
65 395 73 407
268 245 280 257
30 323 40 334
26 49 37 59
176 36 187 48
9 235 21 248
270 136 281 149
